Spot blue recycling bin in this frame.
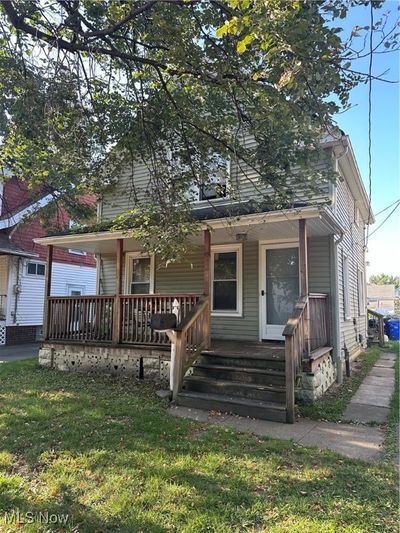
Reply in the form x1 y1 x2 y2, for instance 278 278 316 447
387 319 400 341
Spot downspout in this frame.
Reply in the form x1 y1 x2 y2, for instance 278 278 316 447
332 232 344 384
13 257 21 324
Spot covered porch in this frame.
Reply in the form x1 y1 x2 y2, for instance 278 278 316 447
36 206 340 422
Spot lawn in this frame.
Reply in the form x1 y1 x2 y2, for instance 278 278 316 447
0 359 398 532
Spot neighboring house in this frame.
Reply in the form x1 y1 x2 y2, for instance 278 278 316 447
36 132 373 423
367 284 395 314
0 177 97 345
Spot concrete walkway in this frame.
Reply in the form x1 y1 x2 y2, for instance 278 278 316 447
0 343 40 362
169 351 398 463
169 405 385 461
343 352 396 424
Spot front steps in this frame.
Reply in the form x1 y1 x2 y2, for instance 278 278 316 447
176 344 288 423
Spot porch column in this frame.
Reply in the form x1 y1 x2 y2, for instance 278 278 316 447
43 244 53 340
113 238 123 343
203 229 211 348
299 219 308 297
299 219 310 356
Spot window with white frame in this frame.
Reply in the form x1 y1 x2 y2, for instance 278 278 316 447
67 284 85 296
125 253 154 294
357 268 366 315
186 157 230 202
211 244 242 316
26 261 45 276
343 255 350 320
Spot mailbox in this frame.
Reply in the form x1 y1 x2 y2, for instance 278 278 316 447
150 313 177 331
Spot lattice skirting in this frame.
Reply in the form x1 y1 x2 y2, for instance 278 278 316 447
0 323 6 345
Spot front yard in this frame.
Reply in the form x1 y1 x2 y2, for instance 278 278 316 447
0 358 398 532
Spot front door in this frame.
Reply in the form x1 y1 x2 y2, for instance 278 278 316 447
260 244 299 340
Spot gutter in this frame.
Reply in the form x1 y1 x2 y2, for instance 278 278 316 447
0 193 55 230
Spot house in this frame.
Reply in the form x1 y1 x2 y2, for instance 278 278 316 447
367 284 395 315
0 177 97 345
35 133 372 423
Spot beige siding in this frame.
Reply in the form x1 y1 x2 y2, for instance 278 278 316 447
335 178 367 356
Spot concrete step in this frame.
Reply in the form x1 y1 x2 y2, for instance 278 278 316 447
182 375 286 403
176 391 287 422
191 363 286 386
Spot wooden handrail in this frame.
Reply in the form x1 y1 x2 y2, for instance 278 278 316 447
283 292 330 423
171 296 210 400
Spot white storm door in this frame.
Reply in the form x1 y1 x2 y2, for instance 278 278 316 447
260 244 299 340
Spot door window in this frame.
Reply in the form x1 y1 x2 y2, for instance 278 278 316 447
266 248 299 325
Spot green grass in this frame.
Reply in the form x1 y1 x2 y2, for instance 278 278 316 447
298 346 382 422
0 359 398 532
382 342 400 463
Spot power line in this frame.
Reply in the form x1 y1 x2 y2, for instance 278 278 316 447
365 1 374 248
368 200 400 239
374 198 400 217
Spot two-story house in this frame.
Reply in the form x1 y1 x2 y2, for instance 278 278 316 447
35 132 373 423
0 177 97 345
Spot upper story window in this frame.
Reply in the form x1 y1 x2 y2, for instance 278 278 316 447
27 261 45 276
188 156 230 203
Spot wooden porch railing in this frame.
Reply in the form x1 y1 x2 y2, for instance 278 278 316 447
171 296 211 400
120 294 200 344
367 308 385 348
46 294 201 345
283 293 330 423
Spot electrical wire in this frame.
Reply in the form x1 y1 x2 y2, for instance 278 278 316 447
365 1 374 248
367 200 400 239
374 198 400 217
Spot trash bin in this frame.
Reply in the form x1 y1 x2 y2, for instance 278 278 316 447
387 319 400 341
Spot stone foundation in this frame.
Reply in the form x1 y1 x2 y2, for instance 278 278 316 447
298 350 336 403
39 342 171 383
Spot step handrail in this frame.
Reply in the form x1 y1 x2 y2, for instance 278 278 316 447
283 295 309 424
171 296 211 400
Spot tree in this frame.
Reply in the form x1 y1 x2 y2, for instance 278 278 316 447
369 274 400 288
0 0 398 260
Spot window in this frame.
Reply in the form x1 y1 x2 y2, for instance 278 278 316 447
343 255 350 320
67 284 85 296
357 268 365 315
187 157 230 202
27 261 45 276
125 253 155 294
211 244 242 316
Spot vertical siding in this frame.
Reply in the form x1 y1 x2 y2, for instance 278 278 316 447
335 178 367 356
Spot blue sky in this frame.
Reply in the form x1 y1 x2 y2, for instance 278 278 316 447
332 1 399 277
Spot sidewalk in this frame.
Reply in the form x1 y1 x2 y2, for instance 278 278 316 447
169 351 397 463
343 351 396 423
0 343 40 362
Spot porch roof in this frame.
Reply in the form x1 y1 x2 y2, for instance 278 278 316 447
34 205 344 254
